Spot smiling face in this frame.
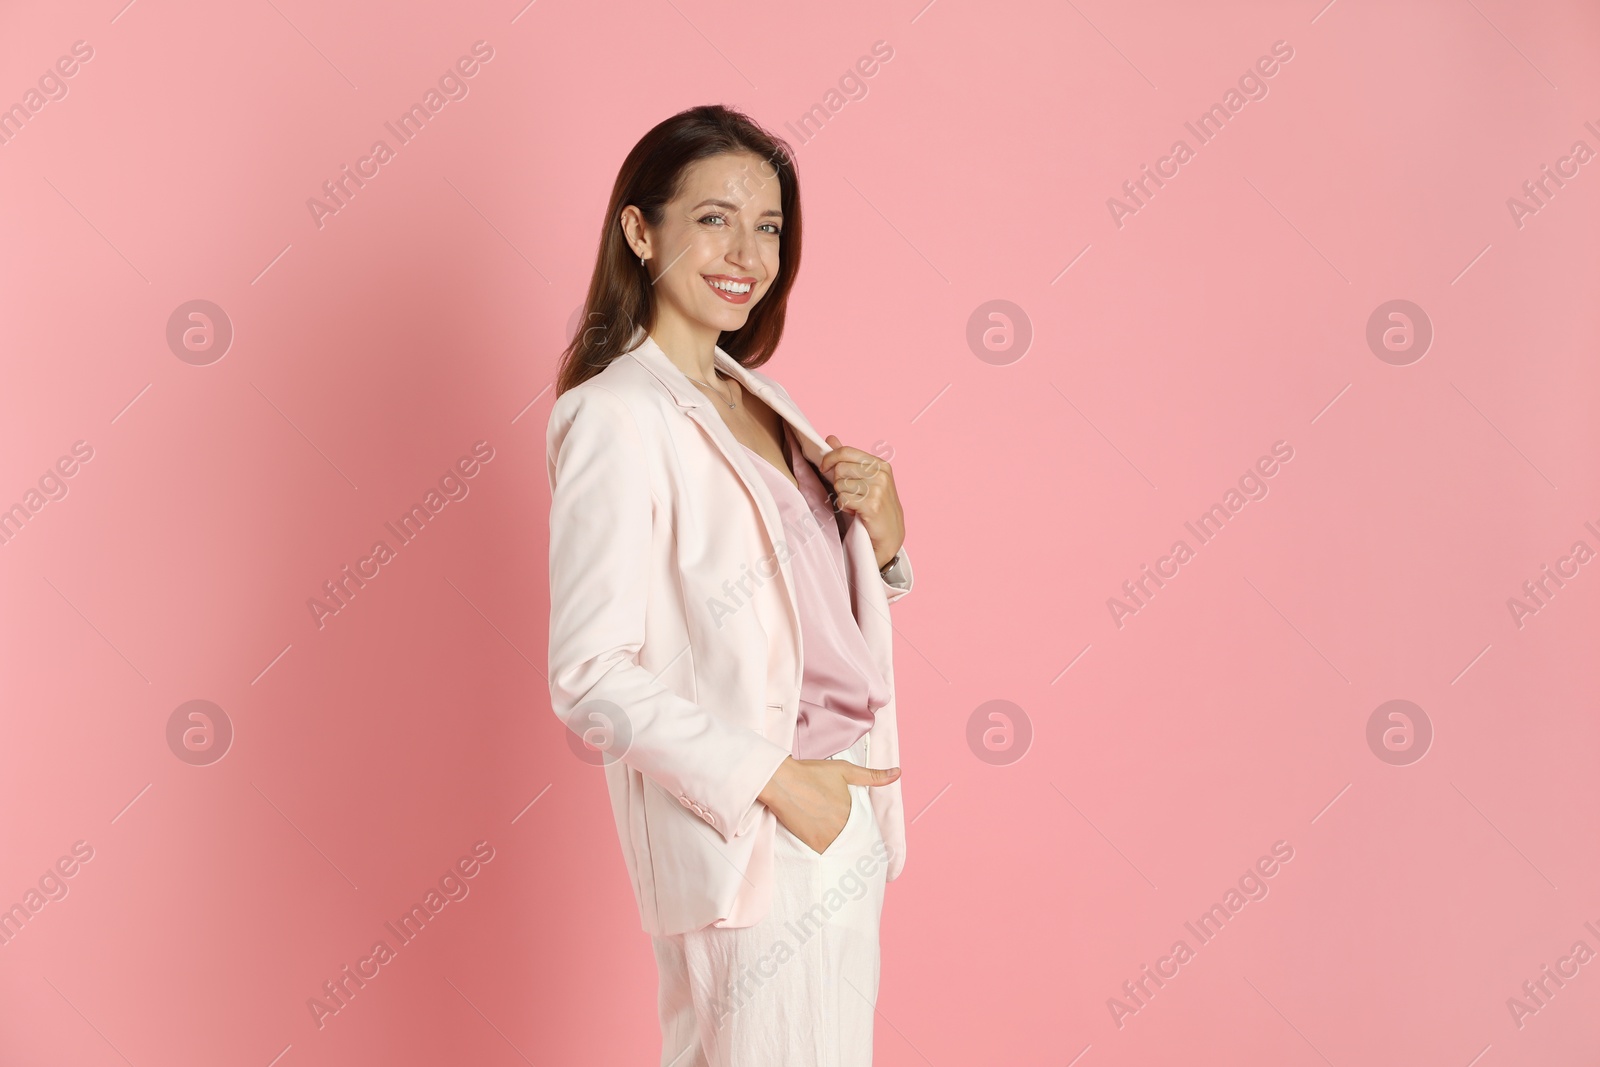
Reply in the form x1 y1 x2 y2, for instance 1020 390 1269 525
622 151 784 345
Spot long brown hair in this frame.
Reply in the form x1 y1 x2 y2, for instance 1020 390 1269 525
555 104 803 396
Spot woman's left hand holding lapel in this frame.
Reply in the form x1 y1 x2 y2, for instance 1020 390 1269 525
819 434 905 570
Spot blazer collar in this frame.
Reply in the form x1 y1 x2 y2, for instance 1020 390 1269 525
622 326 831 470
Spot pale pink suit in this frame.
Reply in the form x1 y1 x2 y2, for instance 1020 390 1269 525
651 421 891 1067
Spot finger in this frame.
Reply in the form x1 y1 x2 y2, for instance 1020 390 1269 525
831 478 883 509
831 485 868 513
840 763 901 785
825 459 890 484
819 445 881 476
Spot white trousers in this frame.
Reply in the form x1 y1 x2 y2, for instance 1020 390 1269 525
652 733 887 1067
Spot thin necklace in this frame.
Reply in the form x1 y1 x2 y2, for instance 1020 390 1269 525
687 368 737 409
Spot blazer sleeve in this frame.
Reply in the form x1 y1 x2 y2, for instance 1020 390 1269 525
546 384 791 843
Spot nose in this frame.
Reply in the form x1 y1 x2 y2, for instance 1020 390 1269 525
725 222 757 271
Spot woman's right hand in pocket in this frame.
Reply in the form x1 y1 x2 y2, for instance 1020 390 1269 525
758 757 901 855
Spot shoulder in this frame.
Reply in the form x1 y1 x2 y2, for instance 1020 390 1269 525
547 353 670 444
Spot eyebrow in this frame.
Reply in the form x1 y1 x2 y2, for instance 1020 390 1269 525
692 198 783 218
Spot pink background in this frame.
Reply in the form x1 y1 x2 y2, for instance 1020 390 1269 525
2 0 1597 1063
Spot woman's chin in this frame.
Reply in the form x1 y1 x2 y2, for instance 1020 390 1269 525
699 306 754 333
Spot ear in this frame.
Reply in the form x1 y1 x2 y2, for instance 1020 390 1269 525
617 205 650 260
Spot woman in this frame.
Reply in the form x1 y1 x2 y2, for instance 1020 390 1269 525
545 104 915 1066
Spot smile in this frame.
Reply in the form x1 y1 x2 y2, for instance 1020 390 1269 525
704 276 755 304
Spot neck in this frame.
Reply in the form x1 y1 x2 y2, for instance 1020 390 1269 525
648 311 721 383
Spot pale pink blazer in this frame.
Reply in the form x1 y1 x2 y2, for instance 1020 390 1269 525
545 327 914 936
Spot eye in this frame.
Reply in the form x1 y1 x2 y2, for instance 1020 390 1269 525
760 223 782 235
698 213 726 226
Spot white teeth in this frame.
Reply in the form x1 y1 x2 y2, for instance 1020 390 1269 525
707 278 752 294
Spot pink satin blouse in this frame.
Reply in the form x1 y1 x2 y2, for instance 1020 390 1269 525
741 422 889 760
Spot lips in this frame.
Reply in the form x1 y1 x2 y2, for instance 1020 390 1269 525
704 275 755 305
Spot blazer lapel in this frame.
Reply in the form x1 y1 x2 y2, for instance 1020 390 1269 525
623 329 803 634
709 348 831 470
